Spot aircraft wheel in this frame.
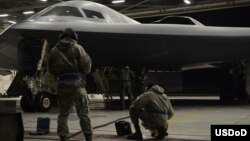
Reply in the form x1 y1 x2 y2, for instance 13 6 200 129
35 92 52 112
20 93 35 112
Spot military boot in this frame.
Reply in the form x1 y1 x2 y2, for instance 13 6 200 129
126 132 143 140
59 135 66 141
150 129 158 137
127 123 143 140
156 127 167 140
85 134 93 141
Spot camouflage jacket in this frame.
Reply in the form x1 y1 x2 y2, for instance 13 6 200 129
120 68 135 81
48 37 92 76
131 85 174 120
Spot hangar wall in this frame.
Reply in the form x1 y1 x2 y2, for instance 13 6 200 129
137 5 250 27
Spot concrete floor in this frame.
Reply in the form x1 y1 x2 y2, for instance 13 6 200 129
11 96 249 141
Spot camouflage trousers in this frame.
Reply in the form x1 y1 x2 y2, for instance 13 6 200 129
120 81 133 109
56 80 92 136
129 107 168 130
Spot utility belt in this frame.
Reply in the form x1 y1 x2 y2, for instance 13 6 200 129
147 109 168 115
58 74 83 81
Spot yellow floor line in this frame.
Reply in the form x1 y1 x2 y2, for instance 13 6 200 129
170 107 216 122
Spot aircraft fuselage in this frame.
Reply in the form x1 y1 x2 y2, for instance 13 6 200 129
7 21 250 70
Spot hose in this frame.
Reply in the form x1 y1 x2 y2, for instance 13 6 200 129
24 116 130 140
67 116 130 139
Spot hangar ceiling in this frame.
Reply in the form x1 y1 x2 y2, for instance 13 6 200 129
0 0 250 26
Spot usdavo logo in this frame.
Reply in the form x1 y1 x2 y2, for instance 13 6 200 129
215 129 247 136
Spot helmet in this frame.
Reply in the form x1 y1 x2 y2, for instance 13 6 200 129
59 28 78 40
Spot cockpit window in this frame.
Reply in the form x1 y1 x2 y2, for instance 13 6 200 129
82 9 104 19
41 6 83 17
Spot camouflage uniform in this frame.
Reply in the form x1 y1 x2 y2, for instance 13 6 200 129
129 85 174 130
91 68 106 93
48 37 92 138
120 67 135 110
134 68 148 99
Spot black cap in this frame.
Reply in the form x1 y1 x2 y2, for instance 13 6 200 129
59 28 78 40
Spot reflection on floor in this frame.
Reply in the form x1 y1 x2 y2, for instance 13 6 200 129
17 96 250 141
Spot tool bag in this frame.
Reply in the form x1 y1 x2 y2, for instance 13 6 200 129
115 120 132 136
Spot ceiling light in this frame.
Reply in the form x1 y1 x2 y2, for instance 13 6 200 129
40 0 47 2
8 20 16 24
49 18 54 21
23 11 35 15
0 14 9 17
184 0 191 4
112 0 125 4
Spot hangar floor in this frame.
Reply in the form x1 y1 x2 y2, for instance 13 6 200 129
4 95 250 141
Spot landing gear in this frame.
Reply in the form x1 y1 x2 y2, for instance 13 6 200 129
16 38 57 112
20 93 35 112
34 92 52 112
21 92 53 112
